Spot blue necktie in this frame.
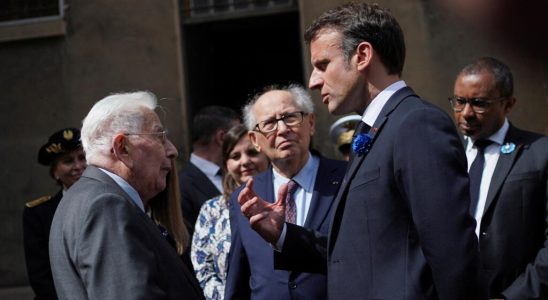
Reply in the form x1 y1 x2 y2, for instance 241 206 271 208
468 140 493 215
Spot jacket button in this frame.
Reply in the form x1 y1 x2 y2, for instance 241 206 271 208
481 232 487 237
289 282 297 289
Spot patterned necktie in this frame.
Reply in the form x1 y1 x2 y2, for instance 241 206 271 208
468 139 493 215
284 179 300 224
349 121 371 161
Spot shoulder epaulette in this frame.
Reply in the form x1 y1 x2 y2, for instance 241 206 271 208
25 195 52 208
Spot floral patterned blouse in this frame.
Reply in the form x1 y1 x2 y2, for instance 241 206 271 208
191 195 231 300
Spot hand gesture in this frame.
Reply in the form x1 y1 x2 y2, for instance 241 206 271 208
238 178 287 244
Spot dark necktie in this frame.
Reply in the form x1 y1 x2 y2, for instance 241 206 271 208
284 179 300 224
468 139 493 215
157 223 177 250
349 121 371 162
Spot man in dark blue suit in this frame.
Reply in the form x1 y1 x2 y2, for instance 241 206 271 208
179 105 240 236
237 2 481 299
225 84 347 299
450 57 548 299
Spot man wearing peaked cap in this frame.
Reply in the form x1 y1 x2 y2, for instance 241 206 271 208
329 115 362 161
23 127 87 300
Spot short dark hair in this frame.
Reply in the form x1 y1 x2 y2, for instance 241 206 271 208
304 1 405 76
458 57 514 97
191 105 240 144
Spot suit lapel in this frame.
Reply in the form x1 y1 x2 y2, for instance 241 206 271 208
304 157 341 230
189 163 221 194
483 125 524 215
256 166 275 204
328 87 417 253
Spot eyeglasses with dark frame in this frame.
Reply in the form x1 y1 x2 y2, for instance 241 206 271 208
448 96 507 114
124 130 168 144
254 111 308 133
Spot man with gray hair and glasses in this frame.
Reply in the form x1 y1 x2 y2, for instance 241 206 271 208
450 57 548 299
225 84 346 299
49 91 204 299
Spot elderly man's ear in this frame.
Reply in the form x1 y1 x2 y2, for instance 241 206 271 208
112 134 134 168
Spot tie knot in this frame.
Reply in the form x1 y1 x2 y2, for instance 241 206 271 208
474 139 493 152
354 121 371 136
287 179 299 195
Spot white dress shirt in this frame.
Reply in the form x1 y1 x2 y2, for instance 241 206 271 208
190 153 223 192
465 119 509 237
272 152 320 226
362 80 407 126
99 168 145 212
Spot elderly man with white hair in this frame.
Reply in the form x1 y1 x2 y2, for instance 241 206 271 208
49 91 204 299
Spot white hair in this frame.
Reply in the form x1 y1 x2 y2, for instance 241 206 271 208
242 84 314 130
81 91 158 162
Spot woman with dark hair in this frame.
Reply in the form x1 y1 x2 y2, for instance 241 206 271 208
191 124 269 300
23 128 87 299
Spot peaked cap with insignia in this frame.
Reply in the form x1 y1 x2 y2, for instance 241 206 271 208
38 128 82 166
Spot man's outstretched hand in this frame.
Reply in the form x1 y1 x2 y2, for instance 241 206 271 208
238 178 287 244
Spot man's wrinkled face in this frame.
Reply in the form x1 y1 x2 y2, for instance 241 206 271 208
248 90 315 165
126 109 178 201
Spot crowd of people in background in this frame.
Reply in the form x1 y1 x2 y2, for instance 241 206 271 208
22 1 547 300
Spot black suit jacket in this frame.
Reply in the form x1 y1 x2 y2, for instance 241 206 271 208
476 124 548 299
49 166 204 299
275 87 481 299
225 154 347 300
179 161 221 235
23 190 62 300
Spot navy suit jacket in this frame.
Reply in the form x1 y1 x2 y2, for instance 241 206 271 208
475 125 548 299
225 154 347 300
179 161 221 235
275 87 481 299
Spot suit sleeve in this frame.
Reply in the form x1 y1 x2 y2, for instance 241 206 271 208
395 108 481 300
224 192 252 300
273 223 328 274
78 194 167 299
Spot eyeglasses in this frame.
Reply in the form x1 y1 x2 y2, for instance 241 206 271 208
254 111 307 133
448 96 506 114
124 130 168 144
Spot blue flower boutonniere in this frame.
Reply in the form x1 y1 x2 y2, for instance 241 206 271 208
500 142 516 154
352 133 373 155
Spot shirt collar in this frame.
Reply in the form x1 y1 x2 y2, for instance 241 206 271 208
362 80 407 127
272 152 319 192
98 168 145 212
465 118 509 151
190 153 221 177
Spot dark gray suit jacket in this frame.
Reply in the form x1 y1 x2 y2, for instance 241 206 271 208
476 124 548 299
49 166 204 300
225 154 347 300
275 87 481 299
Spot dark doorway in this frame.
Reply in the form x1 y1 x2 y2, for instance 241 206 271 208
182 10 304 119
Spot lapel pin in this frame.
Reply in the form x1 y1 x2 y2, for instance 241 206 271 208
332 180 339 185
500 142 516 154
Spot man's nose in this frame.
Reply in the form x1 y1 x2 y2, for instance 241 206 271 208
461 103 476 118
165 139 178 159
309 69 323 90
